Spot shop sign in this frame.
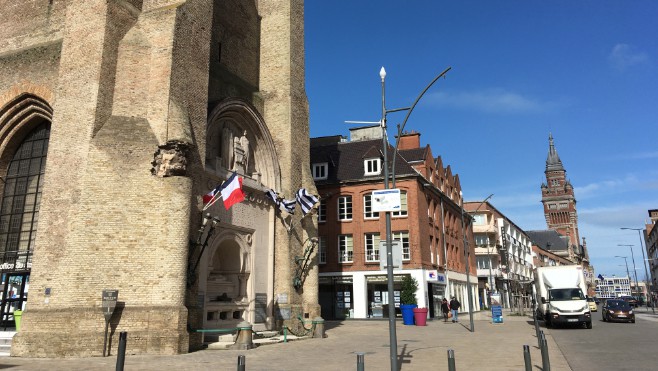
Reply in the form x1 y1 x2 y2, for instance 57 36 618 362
427 270 446 283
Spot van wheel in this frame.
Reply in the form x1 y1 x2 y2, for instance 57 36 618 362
586 321 592 329
545 317 552 328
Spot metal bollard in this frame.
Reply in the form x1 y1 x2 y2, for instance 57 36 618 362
538 329 543 349
523 345 532 371
447 349 456 371
540 335 551 371
115 331 127 371
356 352 365 371
237 355 246 371
283 327 288 343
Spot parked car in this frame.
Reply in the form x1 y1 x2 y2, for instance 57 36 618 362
620 296 638 308
602 299 635 323
587 297 598 312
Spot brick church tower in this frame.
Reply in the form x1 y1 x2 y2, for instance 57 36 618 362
540 134 582 262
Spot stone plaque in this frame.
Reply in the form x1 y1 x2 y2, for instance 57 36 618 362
255 293 268 323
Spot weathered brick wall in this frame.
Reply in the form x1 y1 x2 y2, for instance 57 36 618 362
3 0 318 357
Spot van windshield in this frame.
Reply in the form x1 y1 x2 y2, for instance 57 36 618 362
548 288 584 301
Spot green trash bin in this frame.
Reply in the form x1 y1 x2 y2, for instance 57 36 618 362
13 310 22 331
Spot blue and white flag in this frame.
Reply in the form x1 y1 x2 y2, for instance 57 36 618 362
265 189 296 215
280 198 296 215
296 188 319 216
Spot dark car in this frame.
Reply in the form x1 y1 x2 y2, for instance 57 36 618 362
620 296 638 308
602 299 635 323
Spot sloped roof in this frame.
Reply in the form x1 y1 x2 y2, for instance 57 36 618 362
526 230 569 252
399 147 427 163
310 138 417 184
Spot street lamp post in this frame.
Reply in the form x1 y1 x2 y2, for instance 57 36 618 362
615 255 631 294
619 244 640 299
377 66 451 371
622 227 655 314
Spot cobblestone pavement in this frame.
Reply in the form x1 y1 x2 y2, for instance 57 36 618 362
0 310 572 370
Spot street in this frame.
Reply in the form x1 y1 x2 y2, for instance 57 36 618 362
549 307 658 370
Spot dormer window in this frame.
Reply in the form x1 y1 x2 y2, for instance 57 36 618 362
364 158 381 176
312 162 328 180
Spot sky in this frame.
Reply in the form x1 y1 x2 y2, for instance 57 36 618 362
304 1 658 279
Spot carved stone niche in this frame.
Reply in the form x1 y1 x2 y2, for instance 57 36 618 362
151 140 189 177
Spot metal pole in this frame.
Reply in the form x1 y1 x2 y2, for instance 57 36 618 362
380 67 398 371
357 352 365 371
623 228 656 314
115 331 127 371
447 349 456 371
619 244 640 298
237 355 246 371
540 332 551 371
459 192 474 332
523 345 532 371
103 320 110 357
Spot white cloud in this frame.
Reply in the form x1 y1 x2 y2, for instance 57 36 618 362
425 89 558 114
608 43 649 70
618 151 658 160
574 176 638 199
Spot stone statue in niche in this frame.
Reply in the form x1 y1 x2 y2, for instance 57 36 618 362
232 130 251 174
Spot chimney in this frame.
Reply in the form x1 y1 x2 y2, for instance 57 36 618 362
398 131 420 150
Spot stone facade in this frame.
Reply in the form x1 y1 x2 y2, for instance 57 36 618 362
0 0 317 357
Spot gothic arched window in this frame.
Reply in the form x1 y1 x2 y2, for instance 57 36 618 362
0 122 50 263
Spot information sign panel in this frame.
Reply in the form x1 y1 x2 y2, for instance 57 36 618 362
102 290 119 322
372 189 401 212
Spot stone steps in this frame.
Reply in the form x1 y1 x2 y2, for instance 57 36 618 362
0 331 16 357
204 330 308 350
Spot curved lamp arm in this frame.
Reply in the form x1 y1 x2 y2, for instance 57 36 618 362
391 67 451 188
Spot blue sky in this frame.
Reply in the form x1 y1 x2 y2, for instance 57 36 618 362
304 1 658 279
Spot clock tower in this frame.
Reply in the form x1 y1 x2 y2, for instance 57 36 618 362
540 134 582 262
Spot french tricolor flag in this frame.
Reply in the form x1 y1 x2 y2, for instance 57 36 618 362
203 172 245 210
219 172 245 209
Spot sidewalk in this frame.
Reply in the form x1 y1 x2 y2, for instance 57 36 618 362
0 310 572 370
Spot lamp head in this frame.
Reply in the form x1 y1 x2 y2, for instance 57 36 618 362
202 213 212 227
379 66 386 81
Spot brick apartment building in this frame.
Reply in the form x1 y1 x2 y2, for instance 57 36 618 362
464 201 534 309
311 126 477 320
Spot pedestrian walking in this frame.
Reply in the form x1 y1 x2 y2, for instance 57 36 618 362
441 298 450 322
449 297 461 323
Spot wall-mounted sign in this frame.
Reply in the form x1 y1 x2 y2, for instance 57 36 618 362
102 290 118 322
372 189 401 212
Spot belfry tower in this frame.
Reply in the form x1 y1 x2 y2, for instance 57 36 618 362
540 134 582 262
